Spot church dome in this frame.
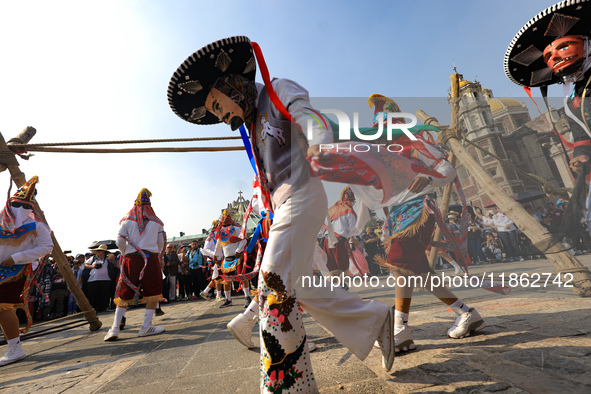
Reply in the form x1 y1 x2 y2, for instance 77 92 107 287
487 97 524 115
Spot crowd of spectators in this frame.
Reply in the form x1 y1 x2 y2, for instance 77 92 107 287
24 248 121 323
462 199 591 265
353 199 590 271
22 197 591 324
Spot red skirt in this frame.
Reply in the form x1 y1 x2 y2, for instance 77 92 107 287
117 253 163 302
323 236 350 272
386 215 436 275
0 276 26 304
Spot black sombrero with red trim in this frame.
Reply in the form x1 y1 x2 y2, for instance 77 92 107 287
504 0 591 87
167 36 256 125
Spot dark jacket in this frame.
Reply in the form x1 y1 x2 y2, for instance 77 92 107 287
165 252 181 276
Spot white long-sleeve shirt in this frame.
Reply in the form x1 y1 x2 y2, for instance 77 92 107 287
202 236 223 260
1 217 53 265
493 213 516 232
117 220 165 255
257 80 333 148
214 225 247 259
320 211 358 239
383 155 456 207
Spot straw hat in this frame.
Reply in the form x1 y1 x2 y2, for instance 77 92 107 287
90 244 109 253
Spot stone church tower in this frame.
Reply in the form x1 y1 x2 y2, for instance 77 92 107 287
450 73 569 209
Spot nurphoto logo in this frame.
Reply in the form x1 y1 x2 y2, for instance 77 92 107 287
305 110 419 141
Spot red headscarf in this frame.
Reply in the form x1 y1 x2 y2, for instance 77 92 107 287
328 186 357 222
0 176 45 234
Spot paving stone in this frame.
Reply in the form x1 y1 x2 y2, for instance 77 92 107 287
1 260 590 393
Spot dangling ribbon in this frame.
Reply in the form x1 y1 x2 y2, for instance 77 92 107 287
116 231 166 298
524 86 574 150
247 210 273 254
252 42 297 129
239 124 258 175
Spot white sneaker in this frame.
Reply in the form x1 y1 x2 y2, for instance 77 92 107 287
227 313 257 348
138 325 165 337
447 307 486 338
0 343 26 367
104 328 120 341
308 341 317 352
376 308 395 372
393 316 416 353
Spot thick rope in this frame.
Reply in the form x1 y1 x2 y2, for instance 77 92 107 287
16 146 245 153
8 135 241 148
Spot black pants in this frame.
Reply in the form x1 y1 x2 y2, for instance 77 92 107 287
573 225 591 251
178 274 192 298
366 253 381 276
45 288 66 317
87 280 111 312
498 231 520 259
162 274 170 301
190 268 207 296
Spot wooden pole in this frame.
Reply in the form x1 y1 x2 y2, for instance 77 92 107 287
428 153 456 268
0 129 102 330
417 74 591 296
0 130 28 187
0 127 37 174
428 74 461 268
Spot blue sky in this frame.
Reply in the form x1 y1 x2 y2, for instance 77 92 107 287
0 0 560 253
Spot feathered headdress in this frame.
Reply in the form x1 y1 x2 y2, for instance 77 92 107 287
0 176 45 235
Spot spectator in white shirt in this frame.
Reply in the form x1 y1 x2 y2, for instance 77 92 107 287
492 206 524 262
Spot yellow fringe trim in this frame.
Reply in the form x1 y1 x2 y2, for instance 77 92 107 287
0 265 29 286
0 302 24 312
113 297 135 307
220 266 238 274
113 293 163 307
375 253 434 277
0 230 37 248
381 207 430 257
374 254 389 271
140 294 163 305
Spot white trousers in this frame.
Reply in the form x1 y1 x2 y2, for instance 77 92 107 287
259 177 389 393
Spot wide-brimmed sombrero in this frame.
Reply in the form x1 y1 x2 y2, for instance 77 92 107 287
504 0 591 87
167 36 256 125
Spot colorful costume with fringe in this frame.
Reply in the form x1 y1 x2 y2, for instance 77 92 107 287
214 213 247 282
115 188 165 306
342 96 457 276
0 176 53 333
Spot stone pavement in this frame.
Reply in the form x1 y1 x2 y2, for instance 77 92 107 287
1 257 590 393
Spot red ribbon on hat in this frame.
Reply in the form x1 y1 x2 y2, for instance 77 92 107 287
251 42 301 133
